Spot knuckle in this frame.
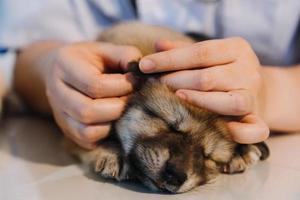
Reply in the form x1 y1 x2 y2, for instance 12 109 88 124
261 127 270 141
52 47 73 70
232 37 251 49
258 121 270 141
86 79 104 98
196 71 214 91
231 92 253 115
80 127 99 143
75 105 94 124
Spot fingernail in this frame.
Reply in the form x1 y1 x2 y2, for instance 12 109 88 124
176 91 187 100
140 58 155 72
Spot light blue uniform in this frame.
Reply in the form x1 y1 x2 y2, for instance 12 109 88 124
0 0 299 67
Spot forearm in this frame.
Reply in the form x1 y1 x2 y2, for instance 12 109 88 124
14 41 64 113
260 65 300 132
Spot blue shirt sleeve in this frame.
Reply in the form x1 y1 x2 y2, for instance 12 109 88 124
0 48 8 54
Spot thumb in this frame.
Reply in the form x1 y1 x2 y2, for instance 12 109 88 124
86 42 142 71
227 114 270 144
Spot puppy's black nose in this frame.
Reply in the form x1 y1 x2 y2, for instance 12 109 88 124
163 165 187 187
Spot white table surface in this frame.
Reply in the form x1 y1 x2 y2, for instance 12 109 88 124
0 116 299 200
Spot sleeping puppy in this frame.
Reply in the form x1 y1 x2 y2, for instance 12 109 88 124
67 22 269 193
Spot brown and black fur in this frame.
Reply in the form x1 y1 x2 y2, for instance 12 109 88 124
67 22 269 193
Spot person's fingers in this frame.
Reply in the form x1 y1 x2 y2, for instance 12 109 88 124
227 114 270 144
160 65 251 91
71 97 126 124
57 44 137 98
63 112 111 142
139 37 249 73
176 89 254 116
155 39 193 52
51 107 98 149
47 80 126 124
84 42 143 71
63 66 135 98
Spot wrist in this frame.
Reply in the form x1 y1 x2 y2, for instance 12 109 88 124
14 41 65 113
259 66 300 132
35 41 66 83
257 67 270 123
0 50 16 94
258 66 284 130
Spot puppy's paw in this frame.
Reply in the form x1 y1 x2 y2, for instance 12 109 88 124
220 154 247 174
221 142 269 174
94 149 121 179
65 138 124 180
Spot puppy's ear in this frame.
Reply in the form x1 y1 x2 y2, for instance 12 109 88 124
127 61 162 78
126 61 148 90
127 61 144 76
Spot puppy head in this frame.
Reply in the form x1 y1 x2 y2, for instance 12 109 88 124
128 133 215 193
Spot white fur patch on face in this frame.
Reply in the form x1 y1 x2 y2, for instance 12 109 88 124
116 108 147 154
116 117 136 155
177 173 201 193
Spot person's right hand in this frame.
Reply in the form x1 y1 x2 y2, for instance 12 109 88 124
43 42 142 149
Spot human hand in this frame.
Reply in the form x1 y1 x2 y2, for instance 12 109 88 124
0 70 6 114
140 38 269 144
43 42 141 149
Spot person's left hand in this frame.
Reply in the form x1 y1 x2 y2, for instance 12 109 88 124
139 37 269 144
0 70 7 114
